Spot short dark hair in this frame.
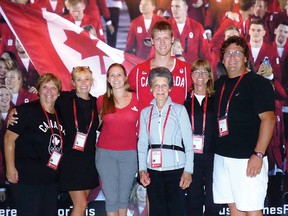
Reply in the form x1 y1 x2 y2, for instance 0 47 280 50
220 36 249 63
148 67 173 89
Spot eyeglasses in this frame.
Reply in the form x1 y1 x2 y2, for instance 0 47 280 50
223 50 244 57
192 70 209 76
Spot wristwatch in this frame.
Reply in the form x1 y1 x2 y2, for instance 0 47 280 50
253 151 264 159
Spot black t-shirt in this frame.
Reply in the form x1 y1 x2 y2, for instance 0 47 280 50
214 72 275 158
8 100 65 184
184 93 216 160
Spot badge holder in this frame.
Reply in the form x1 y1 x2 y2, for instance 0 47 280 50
193 134 205 154
73 131 87 151
218 116 229 137
47 150 62 170
151 150 162 168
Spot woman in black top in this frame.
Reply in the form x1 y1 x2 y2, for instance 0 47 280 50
184 58 221 216
58 66 99 216
5 73 64 216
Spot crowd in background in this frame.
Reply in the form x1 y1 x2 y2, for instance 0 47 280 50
0 0 287 215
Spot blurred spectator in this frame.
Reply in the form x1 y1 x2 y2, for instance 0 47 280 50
186 0 206 26
168 0 211 65
171 38 185 61
0 85 13 205
0 58 8 85
125 0 141 21
210 0 255 62
33 0 66 15
5 68 38 106
63 0 106 42
1 51 19 69
125 0 165 60
15 39 39 87
205 0 239 34
106 0 123 48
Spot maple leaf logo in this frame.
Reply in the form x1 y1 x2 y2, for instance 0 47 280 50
64 30 107 74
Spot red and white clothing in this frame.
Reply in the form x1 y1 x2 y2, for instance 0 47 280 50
168 17 211 65
84 0 111 23
33 0 66 15
256 12 287 44
125 14 165 60
128 58 192 112
96 93 139 150
0 22 17 55
205 0 239 32
62 13 106 42
187 0 207 26
15 54 39 87
12 88 38 106
248 42 281 75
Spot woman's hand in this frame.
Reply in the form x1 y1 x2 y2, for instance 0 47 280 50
139 171 151 187
7 108 18 127
6 166 19 184
179 172 192 189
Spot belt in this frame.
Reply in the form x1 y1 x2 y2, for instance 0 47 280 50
148 144 185 152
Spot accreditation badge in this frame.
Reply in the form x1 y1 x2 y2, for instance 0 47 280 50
218 116 229 137
47 150 62 170
151 150 162 168
73 131 87 151
193 134 204 154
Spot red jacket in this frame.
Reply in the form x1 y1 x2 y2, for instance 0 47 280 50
63 13 106 42
125 14 165 60
33 0 66 15
168 17 211 65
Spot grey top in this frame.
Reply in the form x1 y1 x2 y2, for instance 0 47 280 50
138 96 194 173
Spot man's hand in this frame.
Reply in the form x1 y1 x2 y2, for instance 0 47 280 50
246 155 263 177
257 63 273 78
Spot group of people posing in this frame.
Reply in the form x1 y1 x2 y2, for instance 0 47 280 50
2 19 277 216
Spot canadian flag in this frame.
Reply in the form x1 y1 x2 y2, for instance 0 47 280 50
0 0 143 97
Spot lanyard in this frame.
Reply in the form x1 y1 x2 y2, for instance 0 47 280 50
217 71 246 118
148 105 171 145
191 93 208 135
73 99 94 134
41 104 63 149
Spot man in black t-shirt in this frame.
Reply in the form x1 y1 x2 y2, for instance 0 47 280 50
213 36 275 216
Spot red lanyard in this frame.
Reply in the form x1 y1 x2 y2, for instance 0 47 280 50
148 105 171 145
217 71 246 118
191 93 208 135
73 99 94 134
41 104 63 149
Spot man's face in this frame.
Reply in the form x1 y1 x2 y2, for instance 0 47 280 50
222 43 247 77
68 2 85 21
249 24 266 43
171 0 187 20
253 0 267 18
274 24 288 45
139 0 155 14
152 30 173 57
